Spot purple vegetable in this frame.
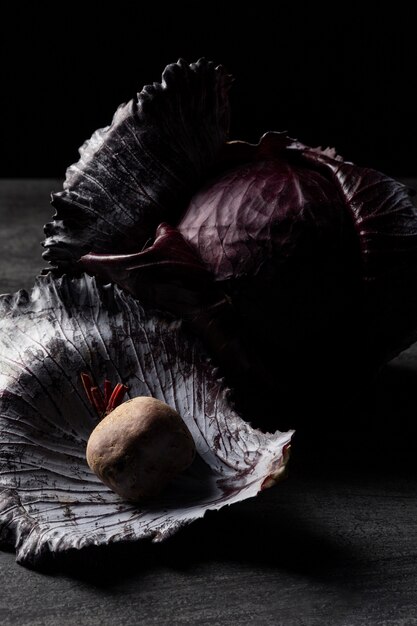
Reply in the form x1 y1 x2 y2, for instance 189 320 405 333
43 60 417 425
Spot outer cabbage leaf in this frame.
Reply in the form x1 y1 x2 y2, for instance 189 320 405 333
42 59 231 269
0 274 292 568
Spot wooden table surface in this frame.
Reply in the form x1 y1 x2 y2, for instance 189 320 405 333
2 179 417 626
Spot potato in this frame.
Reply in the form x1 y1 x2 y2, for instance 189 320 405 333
86 396 196 501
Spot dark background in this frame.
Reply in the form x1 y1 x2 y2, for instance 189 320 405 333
1 2 417 178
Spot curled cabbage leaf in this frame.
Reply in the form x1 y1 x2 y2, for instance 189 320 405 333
43 58 231 268
0 274 292 568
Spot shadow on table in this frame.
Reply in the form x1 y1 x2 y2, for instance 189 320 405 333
38 489 358 589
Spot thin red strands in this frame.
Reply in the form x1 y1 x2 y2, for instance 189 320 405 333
90 386 106 415
80 373 128 418
107 383 128 413
81 372 95 407
103 380 112 406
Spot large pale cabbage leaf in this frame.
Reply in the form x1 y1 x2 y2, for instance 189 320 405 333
0 274 292 568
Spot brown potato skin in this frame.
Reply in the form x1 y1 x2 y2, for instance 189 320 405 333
86 397 196 501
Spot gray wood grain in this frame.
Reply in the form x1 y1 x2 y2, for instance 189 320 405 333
1 179 417 625
0 179 59 293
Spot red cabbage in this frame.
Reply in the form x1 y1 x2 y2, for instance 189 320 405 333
43 61 417 425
